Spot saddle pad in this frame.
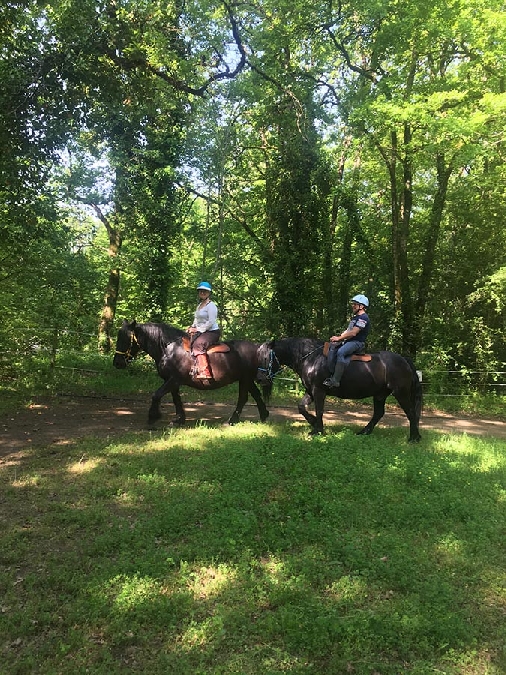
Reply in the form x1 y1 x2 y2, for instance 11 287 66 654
182 338 229 354
208 344 230 354
323 342 371 361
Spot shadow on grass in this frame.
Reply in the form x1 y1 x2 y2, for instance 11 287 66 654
1 424 506 674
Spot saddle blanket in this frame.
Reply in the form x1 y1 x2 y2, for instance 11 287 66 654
323 342 372 361
182 336 230 354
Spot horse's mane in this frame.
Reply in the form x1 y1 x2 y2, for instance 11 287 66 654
141 322 186 348
278 336 324 355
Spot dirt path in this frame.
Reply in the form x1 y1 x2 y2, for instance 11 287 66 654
1 395 505 461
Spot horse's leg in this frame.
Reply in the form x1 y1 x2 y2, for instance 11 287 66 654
228 380 249 425
148 379 186 426
298 391 318 429
392 390 422 443
247 381 270 422
170 388 186 427
356 396 386 436
308 388 326 435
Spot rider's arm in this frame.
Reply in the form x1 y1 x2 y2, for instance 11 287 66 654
330 325 360 342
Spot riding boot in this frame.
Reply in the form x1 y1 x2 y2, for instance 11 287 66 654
323 361 346 388
194 354 212 379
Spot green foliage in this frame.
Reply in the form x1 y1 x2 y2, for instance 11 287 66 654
1 0 505 373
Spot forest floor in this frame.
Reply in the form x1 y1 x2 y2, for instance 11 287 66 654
1 394 505 461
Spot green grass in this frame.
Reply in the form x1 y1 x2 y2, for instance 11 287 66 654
1 422 506 674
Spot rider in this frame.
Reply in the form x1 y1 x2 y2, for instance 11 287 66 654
323 294 370 388
187 281 221 378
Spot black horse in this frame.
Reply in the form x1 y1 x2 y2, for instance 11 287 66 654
113 320 271 426
257 338 422 441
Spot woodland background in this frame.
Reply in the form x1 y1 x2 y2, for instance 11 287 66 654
1 0 505 375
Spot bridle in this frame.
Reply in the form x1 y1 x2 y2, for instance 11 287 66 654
257 348 281 382
114 330 140 363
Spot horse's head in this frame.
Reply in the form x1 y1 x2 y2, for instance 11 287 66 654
113 320 142 369
256 340 281 384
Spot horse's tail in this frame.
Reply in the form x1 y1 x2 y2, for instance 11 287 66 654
404 356 423 423
261 381 273 404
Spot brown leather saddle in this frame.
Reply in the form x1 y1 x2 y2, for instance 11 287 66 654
323 341 372 362
182 336 230 354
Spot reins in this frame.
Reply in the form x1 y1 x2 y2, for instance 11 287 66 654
300 345 323 360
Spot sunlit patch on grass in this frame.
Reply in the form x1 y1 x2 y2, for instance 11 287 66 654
107 573 166 611
180 615 226 651
325 574 368 602
11 473 42 487
434 534 466 568
431 436 506 478
259 554 286 583
113 422 283 455
68 457 102 474
188 564 236 600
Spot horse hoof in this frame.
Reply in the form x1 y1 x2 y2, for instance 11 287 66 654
260 411 270 423
309 429 324 436
228 415 240 426
409 436 421 443
356 428 372 436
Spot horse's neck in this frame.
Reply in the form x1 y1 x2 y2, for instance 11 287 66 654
278 339 320 373
277 339 302 371
137 324 166 362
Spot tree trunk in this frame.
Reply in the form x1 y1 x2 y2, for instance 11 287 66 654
415 154 453 330
96 210 122 353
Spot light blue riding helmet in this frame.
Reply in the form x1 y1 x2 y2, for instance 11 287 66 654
351 294 369 307
197 281 212 292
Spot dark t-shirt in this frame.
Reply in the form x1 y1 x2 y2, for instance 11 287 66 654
348 312 370 343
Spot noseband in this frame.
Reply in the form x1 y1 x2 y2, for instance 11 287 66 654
258 348 281 381
115 330 139 362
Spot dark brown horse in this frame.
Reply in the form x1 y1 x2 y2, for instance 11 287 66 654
113 320 271 426
257 337 422 441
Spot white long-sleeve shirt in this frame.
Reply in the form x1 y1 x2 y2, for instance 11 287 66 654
192 301 219 333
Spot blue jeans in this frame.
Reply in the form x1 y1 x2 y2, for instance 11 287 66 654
327 340 364 370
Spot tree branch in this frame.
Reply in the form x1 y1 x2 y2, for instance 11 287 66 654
176 181 271 257
108 1 247 97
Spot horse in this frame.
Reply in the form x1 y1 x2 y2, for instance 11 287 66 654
256 337 422 442
113 320 271 426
